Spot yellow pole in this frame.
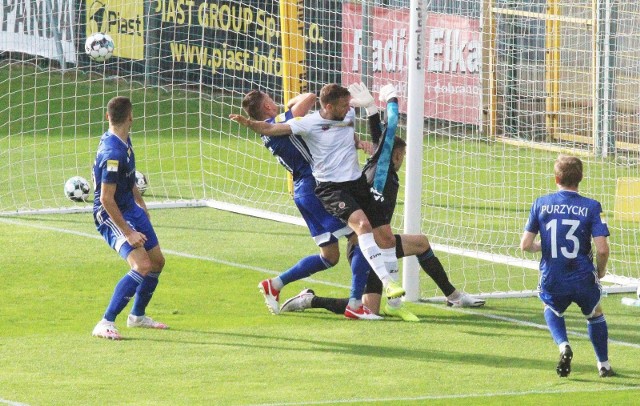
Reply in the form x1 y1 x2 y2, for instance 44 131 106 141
545 0 560 141
279 0 307 196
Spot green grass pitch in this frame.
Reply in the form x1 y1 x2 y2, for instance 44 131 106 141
1 63 639 404
1 209 639 405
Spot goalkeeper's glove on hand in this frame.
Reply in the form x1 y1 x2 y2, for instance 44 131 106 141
348 82 378 116
378 83 398 102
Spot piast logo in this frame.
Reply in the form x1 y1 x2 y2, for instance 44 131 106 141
88 0 107 33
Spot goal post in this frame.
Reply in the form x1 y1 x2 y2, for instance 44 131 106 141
402 0 427 302
0 0 638 300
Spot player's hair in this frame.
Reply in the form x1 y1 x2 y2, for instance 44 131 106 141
242 90 267 120
107 96 132 125
554 155 583 187
393 136 406 150
319 83 350 106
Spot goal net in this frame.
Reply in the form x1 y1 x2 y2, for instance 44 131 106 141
0 0 638 299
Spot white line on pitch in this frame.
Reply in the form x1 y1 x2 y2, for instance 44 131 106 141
247 385 640 406
2 217 640 350
0 218 346 289
439 305 640 349
0 398 30 406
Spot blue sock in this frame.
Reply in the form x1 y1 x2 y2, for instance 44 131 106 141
544 307 568 345
103 270 144 322
131 272 161 317
350 246 370 300
279 254 333 285
587 314 609 362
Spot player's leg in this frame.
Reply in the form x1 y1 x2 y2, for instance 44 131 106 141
586 306 613 377
362 267 382 314
258 195 347 314
125 208 168 329
344 240 382 320
360 237 418 321
267 240 339 291
125 247 168 329
579 284 614 377
540 293 573 377
396 234 485 307
313 295 350 314
93 213 151 340
354 183 404 300
315 180 403 299
349 211 404 299
347 240 416 321
280 288 350 315
374 223 399 279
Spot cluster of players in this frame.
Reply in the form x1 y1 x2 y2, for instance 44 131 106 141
89 83 614 378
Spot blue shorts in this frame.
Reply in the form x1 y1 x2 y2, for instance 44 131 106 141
95 204 159 259
539 272 602 317
294 193 352 246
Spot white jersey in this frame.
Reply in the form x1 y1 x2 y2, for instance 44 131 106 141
287 108 361 183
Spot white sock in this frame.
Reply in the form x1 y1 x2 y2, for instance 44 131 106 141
447 290 462 301
381 248 399 282
558 342 570 352
358 233 391 284
271 277 284 291
598 360 611 370
387 297 402 308
348 299 362 309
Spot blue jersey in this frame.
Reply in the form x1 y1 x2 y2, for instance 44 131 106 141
261 110 315 198
92 131 137 216
525 190 609 294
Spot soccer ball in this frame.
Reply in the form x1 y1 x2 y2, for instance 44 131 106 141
85 33 114 62
135 171 149 195
64 176 91 202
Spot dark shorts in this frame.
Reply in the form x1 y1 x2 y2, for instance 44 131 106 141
539 272 602 317
95 204 159 260
315 174 388 229
294 192 353 246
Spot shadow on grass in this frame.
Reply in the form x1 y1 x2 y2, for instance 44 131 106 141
139 327 553 372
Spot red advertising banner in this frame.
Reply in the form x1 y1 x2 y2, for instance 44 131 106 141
342 4 481 125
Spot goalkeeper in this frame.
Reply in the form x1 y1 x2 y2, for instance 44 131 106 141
280 83 485 318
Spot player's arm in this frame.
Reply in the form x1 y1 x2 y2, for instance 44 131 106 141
355 134 375 155
229 114 292 136
520 230 541 253
593 236 609 279
100 182 147 248
287 93 316 117
367 110 383 147
132 184 149 218
370 83 399 147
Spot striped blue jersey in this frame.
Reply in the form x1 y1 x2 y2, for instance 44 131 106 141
261 110 315 198
525 190 609 293
92 131 137 214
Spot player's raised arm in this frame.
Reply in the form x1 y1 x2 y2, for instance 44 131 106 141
287 92 316 117
229 113 293 137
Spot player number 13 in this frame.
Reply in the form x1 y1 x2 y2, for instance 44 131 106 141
546 219 580 259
